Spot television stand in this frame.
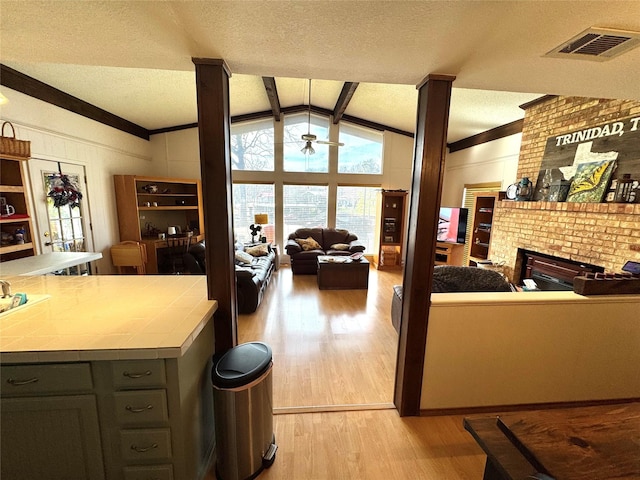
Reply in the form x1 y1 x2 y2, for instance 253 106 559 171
435 242 464 266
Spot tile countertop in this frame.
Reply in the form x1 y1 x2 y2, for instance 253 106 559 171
0 275 217 364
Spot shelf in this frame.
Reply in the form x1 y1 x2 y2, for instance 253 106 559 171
0 153 30 162
0 242 35 255
0 185 25 193
1 155 36 263
137 193 198 197
1 214 31 223
138 206 199 211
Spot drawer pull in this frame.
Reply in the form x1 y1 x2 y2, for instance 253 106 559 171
123 370 152 379
125 404 154 413
130 443 158 453
7 377 39 386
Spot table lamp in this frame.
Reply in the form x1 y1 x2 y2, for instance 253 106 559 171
253 214 268 243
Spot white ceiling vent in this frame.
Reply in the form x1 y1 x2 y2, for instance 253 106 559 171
545 27 640 61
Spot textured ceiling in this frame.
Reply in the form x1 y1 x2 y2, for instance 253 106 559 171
1 1 639 142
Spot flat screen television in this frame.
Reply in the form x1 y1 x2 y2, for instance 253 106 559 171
437 207 468 244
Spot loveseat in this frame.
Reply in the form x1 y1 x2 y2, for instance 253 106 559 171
391 265 512 332
183 240 277 314
285 227 366 274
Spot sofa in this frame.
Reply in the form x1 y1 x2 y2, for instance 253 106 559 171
391 265 512 332
183 240 277 314
284 227 366 274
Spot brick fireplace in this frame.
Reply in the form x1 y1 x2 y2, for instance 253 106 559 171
489 96 640 282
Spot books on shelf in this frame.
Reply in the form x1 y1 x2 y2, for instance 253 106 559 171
383 217 396 233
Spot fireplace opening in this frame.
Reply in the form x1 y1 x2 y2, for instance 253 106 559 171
518 249 604 291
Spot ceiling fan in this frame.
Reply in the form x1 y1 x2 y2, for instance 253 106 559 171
300 79 344 155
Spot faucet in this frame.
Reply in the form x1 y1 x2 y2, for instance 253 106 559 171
0 280 11 298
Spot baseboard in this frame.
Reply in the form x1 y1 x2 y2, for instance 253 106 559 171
419 397 640 417
274 402 396 415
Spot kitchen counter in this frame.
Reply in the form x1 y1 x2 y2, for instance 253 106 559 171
0 275 217 363
0 274 218 480
0 251 103 276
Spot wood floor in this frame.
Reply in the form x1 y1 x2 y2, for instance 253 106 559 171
238 265 401 409
211 265 487 479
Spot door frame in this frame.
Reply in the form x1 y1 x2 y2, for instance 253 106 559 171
27 157 95 255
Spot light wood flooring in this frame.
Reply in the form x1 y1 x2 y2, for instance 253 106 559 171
218 265 488 479
238 265 401 410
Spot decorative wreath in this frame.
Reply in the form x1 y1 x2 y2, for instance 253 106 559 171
47 173 83 208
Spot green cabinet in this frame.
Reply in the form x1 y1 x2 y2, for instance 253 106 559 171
0 364 104 480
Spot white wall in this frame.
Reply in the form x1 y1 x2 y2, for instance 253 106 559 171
382 132 414 190
1 88 154 273
441 133 522 206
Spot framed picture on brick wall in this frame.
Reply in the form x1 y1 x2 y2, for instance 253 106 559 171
566 160 616 203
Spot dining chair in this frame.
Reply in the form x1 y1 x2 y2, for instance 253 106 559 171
110 241 147 274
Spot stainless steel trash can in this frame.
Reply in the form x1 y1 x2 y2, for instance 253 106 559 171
212 342 276 480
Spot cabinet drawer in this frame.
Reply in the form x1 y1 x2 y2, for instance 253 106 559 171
112 360 166 389
0 363 92 396
120 428 172 462
114 390 169 426
123 464 174 480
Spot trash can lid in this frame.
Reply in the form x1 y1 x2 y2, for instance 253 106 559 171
212 342 272 389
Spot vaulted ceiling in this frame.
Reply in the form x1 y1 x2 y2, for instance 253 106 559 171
1 1 639 143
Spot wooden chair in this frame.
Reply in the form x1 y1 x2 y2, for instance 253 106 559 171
110 241 147 274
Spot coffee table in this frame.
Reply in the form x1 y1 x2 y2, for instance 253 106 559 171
317 255 369 290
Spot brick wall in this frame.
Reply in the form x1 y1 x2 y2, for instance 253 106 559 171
490 96 640 281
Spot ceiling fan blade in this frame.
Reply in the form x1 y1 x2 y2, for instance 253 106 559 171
315 140 345 147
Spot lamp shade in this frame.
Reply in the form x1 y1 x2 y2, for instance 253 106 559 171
254 214 268 225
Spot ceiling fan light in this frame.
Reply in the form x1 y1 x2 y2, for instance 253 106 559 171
301 141 315 155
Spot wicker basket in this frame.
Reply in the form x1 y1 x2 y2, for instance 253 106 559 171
1 121 31 158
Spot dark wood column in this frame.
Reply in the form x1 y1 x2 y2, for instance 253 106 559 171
394 74 455 416
192 58 237 353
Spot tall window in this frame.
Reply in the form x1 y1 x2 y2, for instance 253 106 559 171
283 112 329 173
231 119 275 171
338 122 383 174
232 183 275 244
283 185 328 234
336 186 378 253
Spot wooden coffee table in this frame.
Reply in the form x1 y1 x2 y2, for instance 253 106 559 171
317 255 369 290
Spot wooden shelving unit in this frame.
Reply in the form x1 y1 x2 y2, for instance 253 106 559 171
1 154 36 263
468 191 504 266
113 175 205 273
376 190 408 270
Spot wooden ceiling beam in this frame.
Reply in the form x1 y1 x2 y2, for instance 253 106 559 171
332 82 359 124
0 63 149 140
261 77 281 122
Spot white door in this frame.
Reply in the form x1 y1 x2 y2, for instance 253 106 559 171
28 159 94 255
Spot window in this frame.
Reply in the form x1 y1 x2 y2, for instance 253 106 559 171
283 113 329 173
338 122 383 174
232 183 275 244
231 119 274 171
283 185 328 234
336 186 378 253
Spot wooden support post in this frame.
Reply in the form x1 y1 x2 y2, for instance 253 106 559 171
192 58 237 353
394 74 455 416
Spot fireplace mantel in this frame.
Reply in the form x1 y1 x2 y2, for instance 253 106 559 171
498 200 640 215
489 200 639 283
